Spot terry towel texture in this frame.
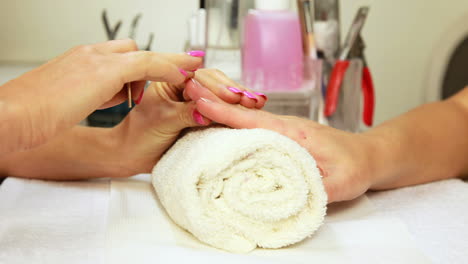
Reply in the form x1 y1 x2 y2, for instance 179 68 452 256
152 127 327 253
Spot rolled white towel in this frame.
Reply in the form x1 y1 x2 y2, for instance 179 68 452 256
152 127 327 253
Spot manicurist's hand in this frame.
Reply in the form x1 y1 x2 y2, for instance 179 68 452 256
0 39 202 154
0 69 267 180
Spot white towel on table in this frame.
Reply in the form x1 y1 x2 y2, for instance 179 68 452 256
0 175 430 263
368 179 468 264
108 175 430 264
0 177 109 264
152 127 328 253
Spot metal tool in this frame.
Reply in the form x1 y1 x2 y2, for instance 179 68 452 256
297 0 318 59
324 6 375 127
349 35 375 126
101 10 154 108
102 10 122 41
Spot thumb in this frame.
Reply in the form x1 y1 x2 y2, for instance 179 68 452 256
322 176 339 204
171 101 211 131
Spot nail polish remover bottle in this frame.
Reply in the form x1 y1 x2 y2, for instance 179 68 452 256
242 0 303 91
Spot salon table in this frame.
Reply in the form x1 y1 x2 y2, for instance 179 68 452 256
0 174 466 264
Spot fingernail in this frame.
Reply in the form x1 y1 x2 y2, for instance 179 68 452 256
179 68 188 77
134 89 145 105
187 50 206 57
193 110 206 125
243 91 258 101
254 92 268 100
191 78 202 88
200 97 212 103
227 86 243 94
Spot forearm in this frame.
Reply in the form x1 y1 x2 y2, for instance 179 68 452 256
0 78 82 155
0 125 141 180
0 88 35 154
366 89 468 190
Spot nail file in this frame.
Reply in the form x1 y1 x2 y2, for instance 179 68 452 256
127 83 132 108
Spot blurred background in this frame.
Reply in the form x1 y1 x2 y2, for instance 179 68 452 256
1 0 468 127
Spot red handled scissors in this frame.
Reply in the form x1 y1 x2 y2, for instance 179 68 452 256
324 7 375 126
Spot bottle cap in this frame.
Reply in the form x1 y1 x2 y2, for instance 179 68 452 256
255 0 290 10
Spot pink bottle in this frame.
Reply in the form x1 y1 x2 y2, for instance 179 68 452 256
242 7 303 91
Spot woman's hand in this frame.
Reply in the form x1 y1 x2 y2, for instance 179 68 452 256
0 68 267 180
194 97 383 203
109 69 268 175
189 69 267 109
0 39 202 154
195 88 468 203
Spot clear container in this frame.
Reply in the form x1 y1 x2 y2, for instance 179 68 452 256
260 59 323 120
327 59 363 132
204 0 248 80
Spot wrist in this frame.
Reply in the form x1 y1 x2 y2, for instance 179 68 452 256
73 125 143 179
110 115 160 175
362 130 401 190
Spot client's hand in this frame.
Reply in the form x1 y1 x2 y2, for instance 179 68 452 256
195 97 382 203
189 69 267 109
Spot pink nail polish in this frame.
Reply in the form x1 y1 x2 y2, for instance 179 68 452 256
227 86 243 94
254 92 268 100
187 50 206 57
243 91 258 102
179 68 188 77
200 97 212 103
193 110 206 125
135 89 145 105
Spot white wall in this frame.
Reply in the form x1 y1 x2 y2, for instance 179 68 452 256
1 0 468 124
0 0 197 61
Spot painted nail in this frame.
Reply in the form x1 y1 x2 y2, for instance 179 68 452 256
191 78 202 88
187 50 206 57
254 92 268 100
243 91 258 101
227 86 243 94
200 97 212 103
193 110 206 125
135 89 145 105
179 68 188 77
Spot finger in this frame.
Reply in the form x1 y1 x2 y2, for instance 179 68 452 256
194 68 265 109
210 69 267 109
120 51 197 85
239 92 258 109
169 101 211 132
131 80 147 104
93 39 139 53
96 80 146 109
98 89 128 109
185 79 226 103
159 53 204 72
182 86 190 101
195 69 267 109
196 98 289 137
194 69 243 105
195 98 265 129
